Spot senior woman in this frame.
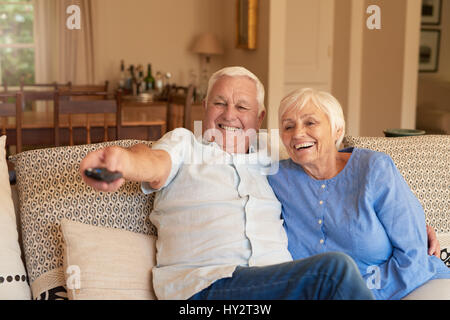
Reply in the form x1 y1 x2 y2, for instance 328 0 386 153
267 88 450 300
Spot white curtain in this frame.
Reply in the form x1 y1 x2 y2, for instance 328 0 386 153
34 0 95 85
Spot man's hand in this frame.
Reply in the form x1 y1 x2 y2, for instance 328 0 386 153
427 225 441 258
80 146 128 192
80 143 171 192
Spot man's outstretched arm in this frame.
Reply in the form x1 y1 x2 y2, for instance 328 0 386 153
80 143 171 192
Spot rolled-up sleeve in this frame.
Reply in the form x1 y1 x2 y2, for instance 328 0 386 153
367 154 441 299
141 128 192 194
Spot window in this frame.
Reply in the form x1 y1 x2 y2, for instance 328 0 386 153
0 0 34 87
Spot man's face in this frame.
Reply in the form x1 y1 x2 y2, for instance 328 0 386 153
202 75 265 153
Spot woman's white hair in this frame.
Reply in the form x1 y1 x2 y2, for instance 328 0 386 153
278 88 346 148
205 66 265 116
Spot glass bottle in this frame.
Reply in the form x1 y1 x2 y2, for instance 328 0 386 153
155 71 163 93
128 64 135 92
119 60 126 89
144 64 155 91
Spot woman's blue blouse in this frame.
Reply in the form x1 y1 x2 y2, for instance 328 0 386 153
267 147 450 300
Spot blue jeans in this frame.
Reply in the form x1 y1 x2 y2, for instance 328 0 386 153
189 252 374 300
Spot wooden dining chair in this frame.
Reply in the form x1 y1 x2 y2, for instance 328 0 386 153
0 92 23 153
20 81 72 110
60 81 111 143
166 84 195 131
53 90 122 146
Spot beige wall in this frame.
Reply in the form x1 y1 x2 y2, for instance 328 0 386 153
91 0 271 127
222 0 269 86
266 0 335 131
90 0 425 136
92 0 226 89
359 0 407 136
331 0 351 122
332 0 421 137
221 0 270 128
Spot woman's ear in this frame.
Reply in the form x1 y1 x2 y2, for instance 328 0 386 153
334 127 343 143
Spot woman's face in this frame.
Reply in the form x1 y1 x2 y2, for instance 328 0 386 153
280 102 339 167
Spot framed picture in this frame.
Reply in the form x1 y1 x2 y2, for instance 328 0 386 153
236 0 258 50
421 0 442 25
419 29 440 72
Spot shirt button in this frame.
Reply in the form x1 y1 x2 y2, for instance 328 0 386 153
319 200 324 205
318 219 322 225
320 239 324 244
321 184 326 189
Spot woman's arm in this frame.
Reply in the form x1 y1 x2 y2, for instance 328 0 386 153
367 154 446 299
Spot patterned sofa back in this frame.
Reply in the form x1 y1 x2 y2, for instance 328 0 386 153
10 140 157 299
343 135 449 233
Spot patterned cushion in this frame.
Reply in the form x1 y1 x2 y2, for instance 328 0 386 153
9 140 157 299
35 286 68 300
343 135 449 233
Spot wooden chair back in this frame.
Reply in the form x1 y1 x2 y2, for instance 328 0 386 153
20 82 72 103
166 84 195 131
62 81 109 99
54 90 122 146
0 92 23 153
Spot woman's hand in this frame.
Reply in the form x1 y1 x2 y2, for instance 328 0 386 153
80 146 128 192
427 225 441 258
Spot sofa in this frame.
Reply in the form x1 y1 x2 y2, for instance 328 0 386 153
0 134 449 300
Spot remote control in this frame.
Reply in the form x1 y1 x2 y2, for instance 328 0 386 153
84 168 123 183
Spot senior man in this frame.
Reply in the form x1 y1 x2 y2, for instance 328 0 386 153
80 66 374 300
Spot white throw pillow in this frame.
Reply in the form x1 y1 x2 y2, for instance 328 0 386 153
60 218 157 300
0 136 31 299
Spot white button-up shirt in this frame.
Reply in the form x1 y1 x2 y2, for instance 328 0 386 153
142 128 292 300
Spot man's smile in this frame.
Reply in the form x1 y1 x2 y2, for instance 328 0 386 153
218 123 242 133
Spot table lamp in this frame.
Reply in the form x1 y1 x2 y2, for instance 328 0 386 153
191 32 224 100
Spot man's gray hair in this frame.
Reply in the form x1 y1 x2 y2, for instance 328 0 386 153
278 88 346 148
205 66 265 116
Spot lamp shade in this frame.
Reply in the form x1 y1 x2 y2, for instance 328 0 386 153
191 33 224 55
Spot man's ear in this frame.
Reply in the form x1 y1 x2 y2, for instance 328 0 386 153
257 110 266 129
